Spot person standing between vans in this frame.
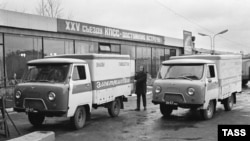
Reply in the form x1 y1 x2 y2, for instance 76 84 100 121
134 65 147 111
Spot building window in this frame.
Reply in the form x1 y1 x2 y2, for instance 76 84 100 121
44 38 74 56
99 43 111 53
75 40 98 54
99 43 120 54
0 33 3 87
0 33 3 44
170 49 176 56
152 48 164 78
136 46 151 75
111 44 121 54
165 49 170 60
0 45 3 87
4 34 43 84
121 44 135 59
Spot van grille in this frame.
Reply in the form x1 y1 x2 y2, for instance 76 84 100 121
164 93 184 103
24 99 46 110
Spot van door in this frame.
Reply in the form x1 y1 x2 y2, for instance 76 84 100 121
67 64 92 117
205 64 219 102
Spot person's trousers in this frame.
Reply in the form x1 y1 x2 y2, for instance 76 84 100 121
136 93 146 109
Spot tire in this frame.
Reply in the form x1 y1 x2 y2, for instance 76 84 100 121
160 104 173 117
28 112 45 127
200 100 215 120
71 107 86 130
223 94 234 111
108 98 121 117
242 80 248 86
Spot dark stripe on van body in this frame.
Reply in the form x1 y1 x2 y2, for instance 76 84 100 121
72 83 92 94
92 77 134 90
72 77 134 94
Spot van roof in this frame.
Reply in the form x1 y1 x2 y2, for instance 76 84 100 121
170 54 242 60
46 53 131 60
28 58 86 65
162 59 214 65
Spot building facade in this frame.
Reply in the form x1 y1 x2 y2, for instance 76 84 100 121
0 9 183 89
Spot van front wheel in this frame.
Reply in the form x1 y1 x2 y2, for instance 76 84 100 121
200 100 215 120
28 112 45 127
160 104 173 117
108 98 121 117
71 106 86 130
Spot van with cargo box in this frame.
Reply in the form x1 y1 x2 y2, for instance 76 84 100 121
14 54 135 129
152 55 242 119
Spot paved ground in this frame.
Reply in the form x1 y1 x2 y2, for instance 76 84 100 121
1 86 250 141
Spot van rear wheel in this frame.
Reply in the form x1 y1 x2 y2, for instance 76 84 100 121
108 98 121 117
242 80 248 86
223 94 234 111
28 112 45 127
160 104 173 117
71 106 86 130
200 100 215 120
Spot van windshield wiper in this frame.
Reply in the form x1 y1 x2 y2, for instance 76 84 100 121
164 77 176 79
164 76 193 80
25 80 37 82
37 80 49 82
175 76 193 81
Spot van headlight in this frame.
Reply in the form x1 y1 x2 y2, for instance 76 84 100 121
187 88 195 96
155 86 162 94
15 90 22 99
48 91 56 101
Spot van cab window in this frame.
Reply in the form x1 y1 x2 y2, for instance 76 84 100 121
23 64 69 83
207 65 215 78
158 64 204 80
72 66 86 80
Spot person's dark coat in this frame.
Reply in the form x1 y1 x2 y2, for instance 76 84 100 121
135 71 147 94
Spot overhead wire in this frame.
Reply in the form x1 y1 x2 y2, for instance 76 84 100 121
154 0 247 49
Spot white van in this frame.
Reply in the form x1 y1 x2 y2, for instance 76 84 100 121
152 55 242 119
14 54 135 129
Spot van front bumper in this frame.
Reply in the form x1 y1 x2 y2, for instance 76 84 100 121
152 92 204 108
14 107 67 117
151 100 203 109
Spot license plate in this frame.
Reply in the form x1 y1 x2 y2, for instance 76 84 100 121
166 101 177 105
25 107 34 112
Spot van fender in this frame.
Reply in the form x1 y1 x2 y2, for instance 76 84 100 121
67 103 92 117
202 99 217 110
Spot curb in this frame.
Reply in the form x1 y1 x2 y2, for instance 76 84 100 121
7 131 55 141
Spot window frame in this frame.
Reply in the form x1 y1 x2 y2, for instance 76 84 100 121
207 64 216 78
98 43 121 54
72 65 87 81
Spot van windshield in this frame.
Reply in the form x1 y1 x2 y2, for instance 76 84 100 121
23 64 70 83
158 64 204 80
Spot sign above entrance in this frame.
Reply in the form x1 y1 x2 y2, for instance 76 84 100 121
57 19 164 44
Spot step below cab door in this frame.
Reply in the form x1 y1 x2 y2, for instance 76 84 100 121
67 63 92 117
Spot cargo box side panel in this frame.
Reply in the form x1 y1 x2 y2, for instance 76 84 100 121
92 84 132 105
217 58 242 99
216 59 242 80
87 58 133 104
